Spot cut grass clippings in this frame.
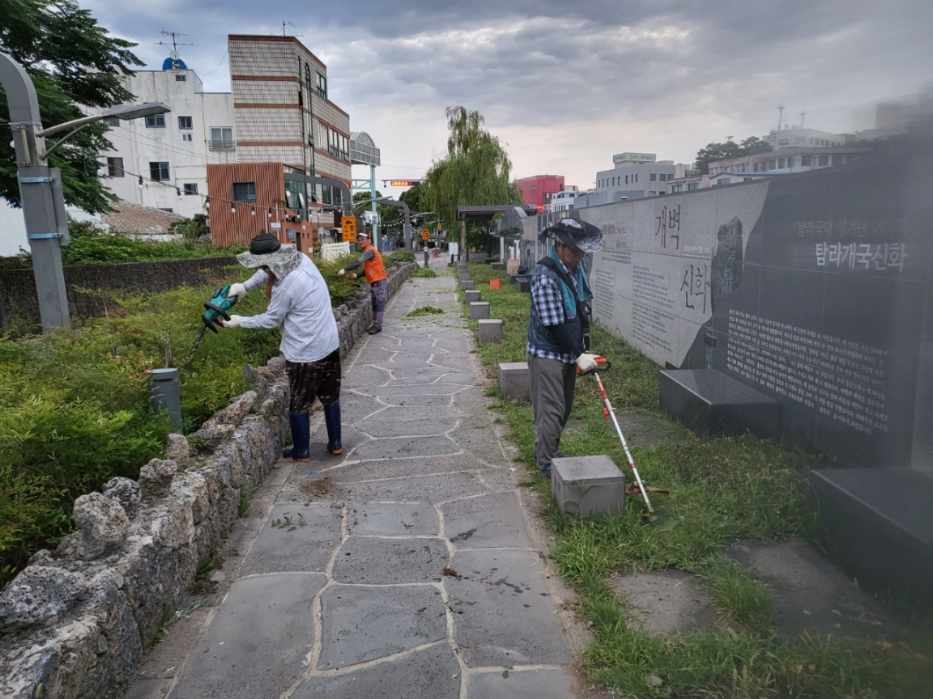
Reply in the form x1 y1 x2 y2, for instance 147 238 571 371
411 267 438 278
405 305 445 318
463 262 932 698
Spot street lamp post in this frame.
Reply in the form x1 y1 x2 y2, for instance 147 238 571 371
1 50 169 330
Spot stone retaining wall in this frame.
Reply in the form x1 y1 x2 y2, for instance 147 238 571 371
0 261 416 699
0 256 237 330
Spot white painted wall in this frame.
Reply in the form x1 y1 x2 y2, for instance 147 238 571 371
95 69 235 219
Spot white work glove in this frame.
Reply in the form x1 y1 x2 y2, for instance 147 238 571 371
337 268 346 277
576 353 600 374
228 282 247 299
221 315 243 328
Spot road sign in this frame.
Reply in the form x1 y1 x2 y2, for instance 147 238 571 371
421 227 430 241
386 179 420 188
342 215 357 241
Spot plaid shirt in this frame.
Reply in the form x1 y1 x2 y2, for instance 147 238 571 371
527 259 578 364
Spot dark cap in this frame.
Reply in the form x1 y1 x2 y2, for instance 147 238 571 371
249 232 282 255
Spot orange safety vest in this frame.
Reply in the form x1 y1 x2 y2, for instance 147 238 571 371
361 242 387 284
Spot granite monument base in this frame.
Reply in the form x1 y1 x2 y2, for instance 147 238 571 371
659 369 780 439
463 290 481 304
810 467 933 606
469 302 490 319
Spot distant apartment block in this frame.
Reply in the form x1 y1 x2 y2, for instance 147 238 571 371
545 186 579 214
514 175 564 211
579 153 687 206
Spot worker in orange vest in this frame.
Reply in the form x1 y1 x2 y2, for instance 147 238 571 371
338 232 389 334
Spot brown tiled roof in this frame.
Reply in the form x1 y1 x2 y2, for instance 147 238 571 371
103 200 184 235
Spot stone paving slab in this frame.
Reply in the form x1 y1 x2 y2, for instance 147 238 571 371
610 570 717 637
318 585 447 668
441 492 533 549
356 408 459 438
348 501 439 536
348 434 462 461
292 643 461 698
171 573 325 699
240 503 342 575
467 668 575 698
333 471 492 504
333 536 449 584
327 454 495 483
446 549 571 667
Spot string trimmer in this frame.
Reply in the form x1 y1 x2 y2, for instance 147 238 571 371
580 356 658 522
179 285 238 370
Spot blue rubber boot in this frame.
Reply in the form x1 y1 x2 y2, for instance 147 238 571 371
283 411 310 460
323 402 343 456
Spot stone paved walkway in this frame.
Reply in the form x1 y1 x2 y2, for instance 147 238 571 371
129 265 581 698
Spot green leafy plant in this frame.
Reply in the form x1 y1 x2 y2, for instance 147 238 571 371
405 306 444 317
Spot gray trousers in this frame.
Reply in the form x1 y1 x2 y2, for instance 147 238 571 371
529 355 577 472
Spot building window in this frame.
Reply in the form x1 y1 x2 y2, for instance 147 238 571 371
209 127 234 151
818 155 830 167
778 158 786 169
175 74 186 82
149 161 170 182
183 183 199 195
634 173 638 183
767 159 776 170
145 114 166 128
800 155 811 167
178 116 193 130
687 183 698 192
326 126 349 161
182 133 192 142
106 157 124 178
317 72 327 99
650 173 657 182
233 181 256 202
624 175 629 185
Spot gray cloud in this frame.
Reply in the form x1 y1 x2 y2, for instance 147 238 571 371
82 0 933 186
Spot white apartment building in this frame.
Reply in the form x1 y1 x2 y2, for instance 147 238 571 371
95 62 234 218
587 153 688 206
668 145 870 194
94 35 352 221
545 186 579 213
765 126 849 150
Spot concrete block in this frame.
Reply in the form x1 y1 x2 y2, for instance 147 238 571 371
461 280 475 291
551 455 625 516
469 302 490 320
463 289 481 304
477 319 503 343
498 362 529 402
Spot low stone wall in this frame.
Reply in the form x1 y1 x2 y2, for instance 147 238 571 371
0 261 416 699
0 256 236 329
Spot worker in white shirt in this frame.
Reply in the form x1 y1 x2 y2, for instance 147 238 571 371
222 233 344 459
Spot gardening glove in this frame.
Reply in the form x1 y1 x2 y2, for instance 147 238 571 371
575 353 603 375
337 268 346 276
227 282 247 299
221 315 243 329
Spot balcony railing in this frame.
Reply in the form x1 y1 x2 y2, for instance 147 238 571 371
208 140 236 152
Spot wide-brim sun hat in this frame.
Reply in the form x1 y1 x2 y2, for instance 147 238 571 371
539 218 603 254
236 233 301 278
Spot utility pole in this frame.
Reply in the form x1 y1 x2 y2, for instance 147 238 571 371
1 52 70 329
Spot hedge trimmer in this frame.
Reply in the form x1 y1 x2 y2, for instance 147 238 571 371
179 285 238 370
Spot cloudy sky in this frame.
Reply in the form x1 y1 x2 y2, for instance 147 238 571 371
84 0 933 190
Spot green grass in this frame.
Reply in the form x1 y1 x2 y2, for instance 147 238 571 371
411 267 438 278
463 262 933 698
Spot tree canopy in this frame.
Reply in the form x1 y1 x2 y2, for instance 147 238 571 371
694 136 772 174
422 106 519 240
0 0 141 212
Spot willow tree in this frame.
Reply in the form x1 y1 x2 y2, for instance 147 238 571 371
423 107 520 251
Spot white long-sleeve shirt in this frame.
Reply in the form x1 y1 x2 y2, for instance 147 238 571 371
239 255 340 363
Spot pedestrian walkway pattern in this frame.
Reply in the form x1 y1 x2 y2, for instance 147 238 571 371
161 273 576 698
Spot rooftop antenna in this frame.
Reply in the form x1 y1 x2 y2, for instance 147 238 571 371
157 30 193 61
282 21 299 38
777 105 784 132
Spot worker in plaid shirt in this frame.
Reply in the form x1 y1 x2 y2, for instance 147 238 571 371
527 219 603 477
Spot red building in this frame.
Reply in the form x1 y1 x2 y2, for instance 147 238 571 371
514 175 564 211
